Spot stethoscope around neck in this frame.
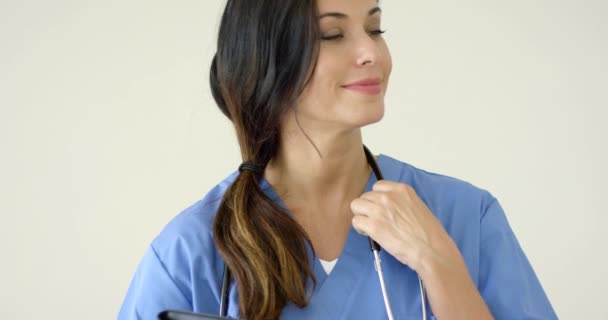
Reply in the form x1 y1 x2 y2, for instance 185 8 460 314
219 145 428 320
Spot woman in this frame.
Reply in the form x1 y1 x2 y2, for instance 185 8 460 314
119 0 557 319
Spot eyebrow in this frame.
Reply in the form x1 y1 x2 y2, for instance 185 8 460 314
318 7 381 19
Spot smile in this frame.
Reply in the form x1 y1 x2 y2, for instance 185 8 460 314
342 78 383 95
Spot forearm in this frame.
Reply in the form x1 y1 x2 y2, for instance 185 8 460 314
416 239 494 320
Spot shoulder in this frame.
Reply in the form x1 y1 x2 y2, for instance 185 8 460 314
379 154 496 222
380 154 500 279
119 172 241 316
150 171 240 268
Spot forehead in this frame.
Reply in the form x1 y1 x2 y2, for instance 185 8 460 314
316 0 379 15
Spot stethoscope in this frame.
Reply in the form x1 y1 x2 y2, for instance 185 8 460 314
219 145 428 320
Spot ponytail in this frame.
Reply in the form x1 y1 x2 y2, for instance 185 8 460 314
209 0 322 317
213 167 316 319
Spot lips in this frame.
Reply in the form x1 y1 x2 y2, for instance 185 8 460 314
342 78 383 95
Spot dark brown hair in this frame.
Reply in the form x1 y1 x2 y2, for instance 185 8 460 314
209 0 321 319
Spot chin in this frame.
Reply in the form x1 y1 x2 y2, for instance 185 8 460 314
347 103 385 127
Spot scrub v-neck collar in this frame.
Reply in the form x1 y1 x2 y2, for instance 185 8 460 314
258 153 396 318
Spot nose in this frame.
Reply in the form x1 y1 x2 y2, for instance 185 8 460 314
355 35 379 67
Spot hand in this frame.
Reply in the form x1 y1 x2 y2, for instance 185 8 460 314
351 180 494 319
350 180 453 272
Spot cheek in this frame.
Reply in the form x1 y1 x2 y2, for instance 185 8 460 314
381 43 393 79
295 73 336 119
312 55 341 91
301 56 342 106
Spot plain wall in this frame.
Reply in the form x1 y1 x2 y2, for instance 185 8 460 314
1 0 606 318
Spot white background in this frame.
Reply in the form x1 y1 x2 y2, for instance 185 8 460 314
1 0 606 318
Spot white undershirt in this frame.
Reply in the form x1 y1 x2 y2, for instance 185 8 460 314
319 258 339 274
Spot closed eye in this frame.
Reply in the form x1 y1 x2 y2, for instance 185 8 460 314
370 29 386 36
321 30 386 41
321 34 344 41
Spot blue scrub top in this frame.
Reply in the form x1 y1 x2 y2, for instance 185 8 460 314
118 154 557 320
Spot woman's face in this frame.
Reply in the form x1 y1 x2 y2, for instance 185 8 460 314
294 0 392 131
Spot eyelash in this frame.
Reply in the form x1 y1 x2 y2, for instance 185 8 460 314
321 29 386 41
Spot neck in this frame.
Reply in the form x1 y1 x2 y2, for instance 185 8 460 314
264 111 375 215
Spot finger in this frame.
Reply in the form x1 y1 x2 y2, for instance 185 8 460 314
360 191 393 207
350 197 383 218
373 180 413 193
371 180 400 191
352 214 378 237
